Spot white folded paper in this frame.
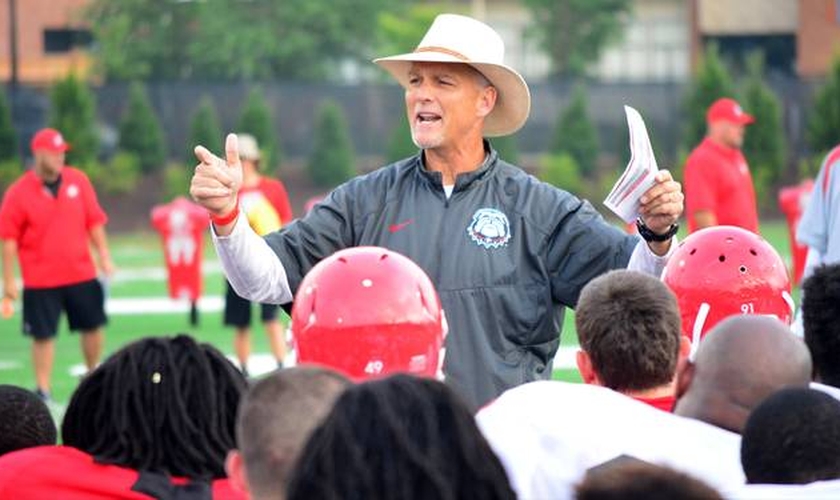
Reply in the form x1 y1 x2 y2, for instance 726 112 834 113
604 105 659 223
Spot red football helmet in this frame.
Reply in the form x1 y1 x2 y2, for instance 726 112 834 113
291 246 447 380
662 226 793 350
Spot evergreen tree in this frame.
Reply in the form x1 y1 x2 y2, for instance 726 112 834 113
807 53 840 153
741 51 787 206
492 134 520 165
681 44 736 152
308 100 355 188
386 114 417 163
186 97 223 165
551 84 599 178
237 88 279 172
0 89 17 162
119 82 166 172
49 73 99 165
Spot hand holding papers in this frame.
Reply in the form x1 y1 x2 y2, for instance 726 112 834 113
604 106 659 223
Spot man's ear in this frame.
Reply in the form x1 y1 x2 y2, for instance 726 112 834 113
675 359 696 402
225 450 250 496
576 350 600 385
476 85 498 119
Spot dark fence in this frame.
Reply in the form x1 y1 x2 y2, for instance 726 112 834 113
4 77 823 173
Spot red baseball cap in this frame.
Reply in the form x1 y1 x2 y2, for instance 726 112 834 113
706 98 755 125
30 128 71 154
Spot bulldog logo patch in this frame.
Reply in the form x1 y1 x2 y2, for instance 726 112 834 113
467 208 511 249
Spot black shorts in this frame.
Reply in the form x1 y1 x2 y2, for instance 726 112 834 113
223 282 279 328
22 279 107 340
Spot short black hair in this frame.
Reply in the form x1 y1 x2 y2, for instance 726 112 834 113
287 373 515 500
61 334 247 479
741 387 840 484
802 263 840 386
0 385 57 456
576 270 682 392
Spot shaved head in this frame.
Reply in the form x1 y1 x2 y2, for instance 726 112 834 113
674 315 812 433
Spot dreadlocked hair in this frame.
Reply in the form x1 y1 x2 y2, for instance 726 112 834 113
286 373 515 500
61 334 247 479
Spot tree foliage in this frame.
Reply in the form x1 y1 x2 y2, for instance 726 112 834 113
386 113 417 163
119 82 166 172
49 73 99 166
237 88 279 173
86 0 403 81
186 97 223 165
681 44 736 152
308 100 355 188
740 51 786 204
0 89 17 162
807 53 840 153
522 0 632 78
551 84 599 178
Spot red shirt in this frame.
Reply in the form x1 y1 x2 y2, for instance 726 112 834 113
0 167 108 288
633 394 676 413
683 138 758 233
0 446 245 500
242 177 293 225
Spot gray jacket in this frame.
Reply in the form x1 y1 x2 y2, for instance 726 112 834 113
266 147 638 407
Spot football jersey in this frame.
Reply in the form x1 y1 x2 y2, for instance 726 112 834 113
0 445 244 500
476 381 744 499
722 479 840 499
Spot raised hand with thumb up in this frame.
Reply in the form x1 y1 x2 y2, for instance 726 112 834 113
190 133 244 234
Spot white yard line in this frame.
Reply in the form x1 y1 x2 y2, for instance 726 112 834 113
105 296 224 315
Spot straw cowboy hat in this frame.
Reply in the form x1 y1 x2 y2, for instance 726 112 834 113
374 13 531 137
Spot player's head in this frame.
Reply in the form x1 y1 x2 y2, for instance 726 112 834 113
802 263 840 387
575 270 687 393
674 315 812 433
291 246 447 380
662 226 793 354
61 334 247 479
236 133 262 170
286 373 515 500
741 387 840 484
576 457 723 500
0 385 57 457
227 366 351 499
706 97 753 149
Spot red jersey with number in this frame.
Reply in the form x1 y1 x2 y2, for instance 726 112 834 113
0 446 244 500
0 167 108 288
684 138 759 233
241 177 293 225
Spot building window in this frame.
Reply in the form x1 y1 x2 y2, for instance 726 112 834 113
43 29 93 54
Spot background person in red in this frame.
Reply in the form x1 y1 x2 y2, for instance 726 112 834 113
226 133 293 375
683 98 759 233
0 128 113 402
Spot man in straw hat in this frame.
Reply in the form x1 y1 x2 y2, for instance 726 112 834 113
190 14 684 408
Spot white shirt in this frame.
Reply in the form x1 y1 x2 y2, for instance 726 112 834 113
475 381 744 500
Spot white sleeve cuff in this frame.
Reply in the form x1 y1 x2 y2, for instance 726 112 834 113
212 215 293 304
626 236 679 279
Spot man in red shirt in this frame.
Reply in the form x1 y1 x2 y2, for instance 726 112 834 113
0 128 113 401
683 98 759 233
225 133 293 375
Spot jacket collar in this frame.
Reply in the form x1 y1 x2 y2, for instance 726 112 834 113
416 140 498 192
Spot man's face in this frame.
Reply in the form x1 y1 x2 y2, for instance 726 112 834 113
714 120 747 149
34 150 65 180
404 62 496 151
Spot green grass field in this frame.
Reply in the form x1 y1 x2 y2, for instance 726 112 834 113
0 220 797 407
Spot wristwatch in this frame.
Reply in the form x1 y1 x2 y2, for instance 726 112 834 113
636 217 679 242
